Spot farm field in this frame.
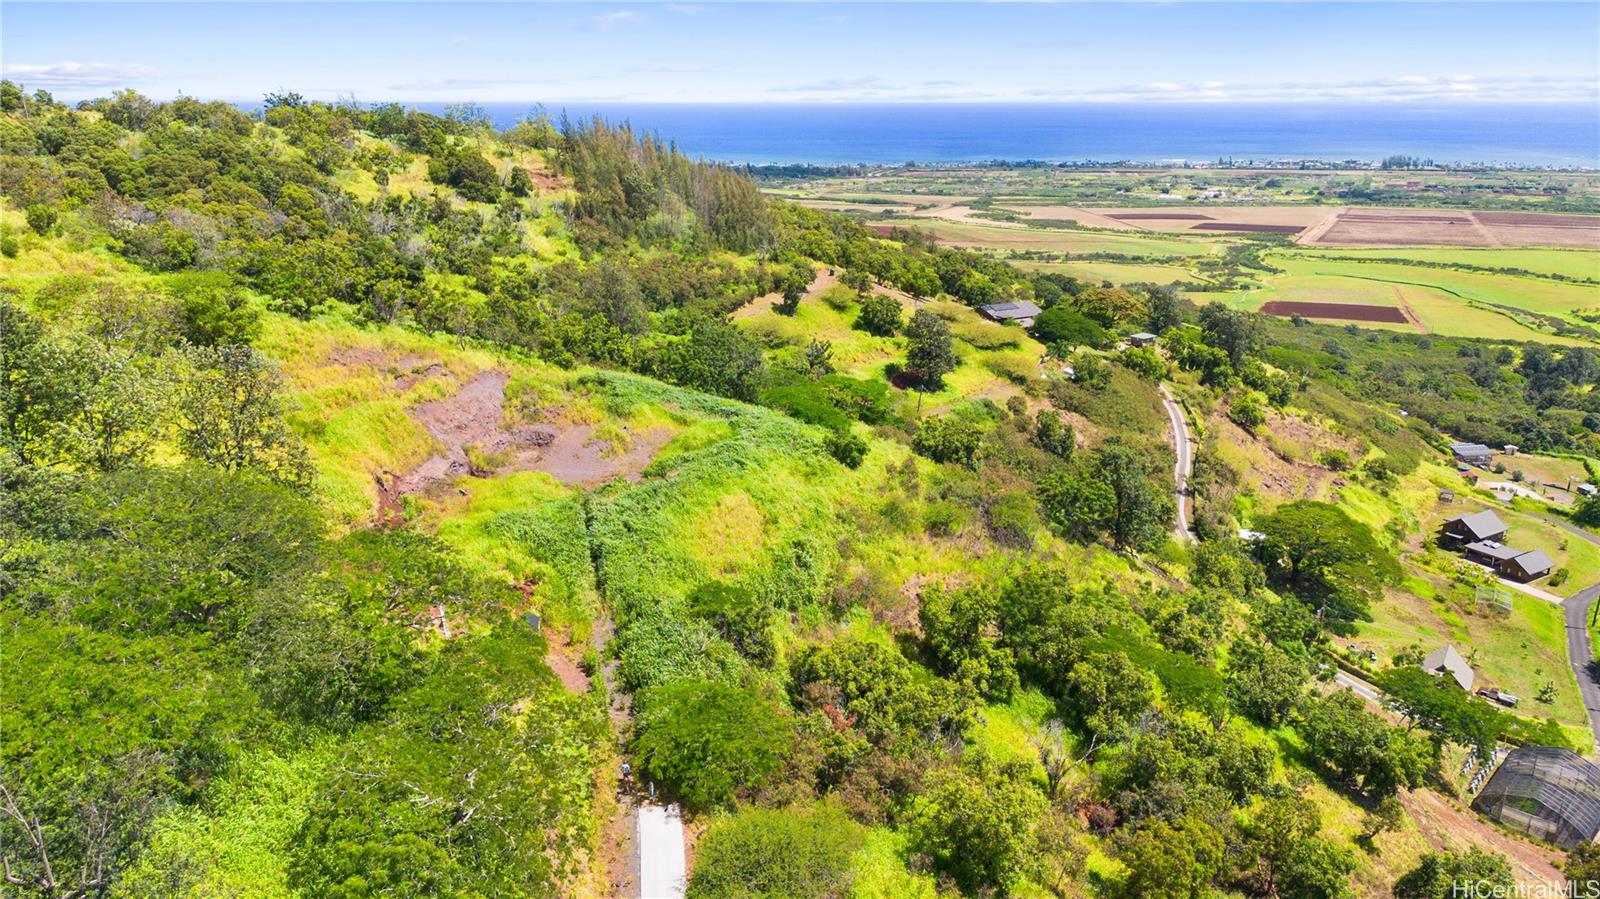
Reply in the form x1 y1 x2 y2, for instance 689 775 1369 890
761 165 1600 215
1302 208 1600 249
881 216 1222 257
1217 254 1600 342
1294 246 1600 281
1012 258 1201 285
998 203 1334 234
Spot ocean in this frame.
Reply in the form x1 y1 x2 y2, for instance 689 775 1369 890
417 102 1600 169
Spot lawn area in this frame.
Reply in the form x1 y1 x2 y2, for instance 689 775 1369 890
1354 583 1590 742
736 287 1046 413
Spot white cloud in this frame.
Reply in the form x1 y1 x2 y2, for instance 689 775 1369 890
2 61 156 87
1020 73 1600 103
586 10 641 31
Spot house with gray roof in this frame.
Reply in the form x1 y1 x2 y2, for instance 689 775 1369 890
979 301 1042 328
1439 510 1508 548
1422 644 1475 691
1464 540 1523 567
1499 549 1555 582
1448 442 1494 467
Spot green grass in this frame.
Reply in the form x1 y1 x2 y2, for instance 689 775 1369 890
850 828 938 899
1355 582 1589 736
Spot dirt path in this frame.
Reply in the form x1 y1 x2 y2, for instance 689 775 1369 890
1389 286 1428 333
1400 787 1563 885
1292 207 1346 246
731 268 839 320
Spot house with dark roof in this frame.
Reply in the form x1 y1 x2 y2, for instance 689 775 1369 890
978 301 1042 328
1464 540 1523 567
1500 549 1555 582
1422 644 1475 691
1448 442 1494 467
1463 540 1556 582
1439 510 1508 548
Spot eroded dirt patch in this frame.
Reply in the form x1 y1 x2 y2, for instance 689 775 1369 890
532 424 674 487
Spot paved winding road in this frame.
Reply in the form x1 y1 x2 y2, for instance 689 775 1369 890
1548 516 1600 749
1564 584 1600 749
1158 384 1195 542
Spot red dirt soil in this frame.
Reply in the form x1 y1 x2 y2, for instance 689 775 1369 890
1259 301 1408 323
1190 222 1305 233
1109 212 1214 221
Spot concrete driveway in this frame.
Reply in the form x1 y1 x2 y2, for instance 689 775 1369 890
637 803 686 899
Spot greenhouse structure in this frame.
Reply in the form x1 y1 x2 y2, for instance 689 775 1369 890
1472 747 1600 848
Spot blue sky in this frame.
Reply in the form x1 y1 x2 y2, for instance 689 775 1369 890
3 1 1597 104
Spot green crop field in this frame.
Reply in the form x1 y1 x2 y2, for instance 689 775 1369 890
1297 246 1600 281
1216 254 1598 343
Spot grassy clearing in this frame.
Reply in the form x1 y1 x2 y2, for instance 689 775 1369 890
1354 582 1588 736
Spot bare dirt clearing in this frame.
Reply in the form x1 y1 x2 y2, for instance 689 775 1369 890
1259 301 1409 323
394 371 555 493
377 371 671 520
1399 787 1563 887
1305 209 1600 248
533 424 674 487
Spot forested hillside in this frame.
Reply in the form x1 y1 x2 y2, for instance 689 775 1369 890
3 83 1599 898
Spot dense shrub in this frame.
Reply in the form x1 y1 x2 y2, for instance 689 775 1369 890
633 679 794 810
688 803 863 899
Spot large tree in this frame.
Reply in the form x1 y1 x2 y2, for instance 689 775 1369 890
904 309 957 390
1254 500 1399 631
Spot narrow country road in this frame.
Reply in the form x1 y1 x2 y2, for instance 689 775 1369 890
1335 669 1383 703
1563 584 1600 750
1158 383 1194 542
1549 517 1600 750
637 804 687 899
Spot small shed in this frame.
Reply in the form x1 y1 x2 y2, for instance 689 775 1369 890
1500 549 1555 582
1422 644 1475 691
1439 510 1508 548
1503 444 1519 456
1129 332 1159 347
1448 442 1494 468
1579 483 1597 498
979 301 1043 328
1473 747 1600 848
